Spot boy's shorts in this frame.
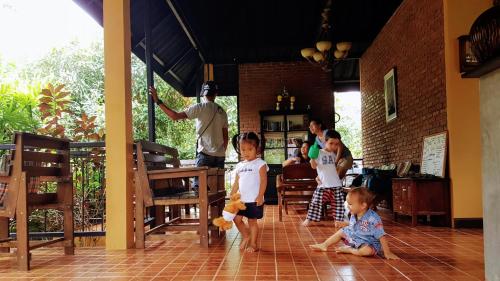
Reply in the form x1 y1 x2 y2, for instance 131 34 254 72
237 202 264 219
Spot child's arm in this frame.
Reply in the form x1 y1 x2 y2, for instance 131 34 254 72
335 142 344 165
282 158 297 167
256 165 267 206
379 236 399 260
230 174 240 196
310 158 318 169
334 221 349 228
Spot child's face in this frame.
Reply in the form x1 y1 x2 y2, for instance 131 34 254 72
240 141 258 161
324 138 340 152
346 193 368 215
309 121 321 134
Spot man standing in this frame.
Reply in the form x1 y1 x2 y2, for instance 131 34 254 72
149 81 228 187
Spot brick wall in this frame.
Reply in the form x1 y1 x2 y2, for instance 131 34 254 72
239 61 333 134
360 0 447 167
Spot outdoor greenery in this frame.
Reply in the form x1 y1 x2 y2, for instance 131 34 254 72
1 41 238 235
335 93 363 159
1 42 238 160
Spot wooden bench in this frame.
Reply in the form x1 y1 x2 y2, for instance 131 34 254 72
276 163 318 222
0 132 74 270
134 140 226 248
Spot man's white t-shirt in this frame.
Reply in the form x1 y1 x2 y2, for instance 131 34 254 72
184 101 228 157
316 149 343 188
234 158 269 203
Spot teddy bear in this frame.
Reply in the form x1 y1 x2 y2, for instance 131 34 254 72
212 193 247 231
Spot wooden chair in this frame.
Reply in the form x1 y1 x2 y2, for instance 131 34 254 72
276 163 318 222
0 132 74 270
134 140 226 248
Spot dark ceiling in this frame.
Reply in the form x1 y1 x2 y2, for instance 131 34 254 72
74 0 402 96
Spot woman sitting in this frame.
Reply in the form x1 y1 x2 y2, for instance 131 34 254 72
282 140 311 167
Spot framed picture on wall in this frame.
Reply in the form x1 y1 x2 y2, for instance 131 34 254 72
384 68 397 122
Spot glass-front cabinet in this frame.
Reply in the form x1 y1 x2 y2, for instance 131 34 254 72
260 110 311 204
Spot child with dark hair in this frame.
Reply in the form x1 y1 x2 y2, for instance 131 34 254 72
230 132 268 252
310 187 399 260
309 119 353 179
302 130 345 226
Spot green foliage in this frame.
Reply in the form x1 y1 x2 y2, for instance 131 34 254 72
335 93 363 159
0 81 40 143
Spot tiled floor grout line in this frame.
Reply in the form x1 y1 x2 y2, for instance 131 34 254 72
388 219 484 256
0 205 485 280
271 206 278 281
290 213 322 280
151 241 195 280
384 232 482 281
210 230 239 281
281 211 300 279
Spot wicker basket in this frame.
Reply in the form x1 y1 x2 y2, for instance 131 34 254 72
469 5 500 63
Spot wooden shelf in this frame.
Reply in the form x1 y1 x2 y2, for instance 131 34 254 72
462 56 500 78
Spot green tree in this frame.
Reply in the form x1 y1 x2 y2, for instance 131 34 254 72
19 40 238 160
0 59 40 143
335 93 362 159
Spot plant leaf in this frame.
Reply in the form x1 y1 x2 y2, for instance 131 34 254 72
56 91 70 99
54 84 65 93
41 89 52 97
39 97 53 104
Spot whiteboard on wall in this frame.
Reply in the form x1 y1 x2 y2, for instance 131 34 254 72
421 132 447 177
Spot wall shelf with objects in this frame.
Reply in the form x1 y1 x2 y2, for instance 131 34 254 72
461 56 500 78
260 110 312 204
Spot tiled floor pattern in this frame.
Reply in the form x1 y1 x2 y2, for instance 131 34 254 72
0 206 484 280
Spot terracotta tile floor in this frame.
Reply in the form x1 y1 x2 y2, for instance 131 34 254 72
0 206 484 280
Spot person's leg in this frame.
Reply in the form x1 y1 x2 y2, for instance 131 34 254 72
246 218 259 252
233 215 250 250
194 153 208 188
303 188 324 226
215 156 225 169
321 188 335 219
336 244 376 256
333 188 345 222
309 229 344 251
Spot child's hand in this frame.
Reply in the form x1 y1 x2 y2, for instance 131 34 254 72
384 251 400 260
256 195 264 206
334 221 348 228
315 176 322 185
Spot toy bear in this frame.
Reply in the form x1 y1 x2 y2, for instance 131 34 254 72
212 193 247 231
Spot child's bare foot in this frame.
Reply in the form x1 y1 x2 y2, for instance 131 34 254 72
301 219 312 227
245 244 259 253
239 238 249 250
335 245 354 254
309 243 328 251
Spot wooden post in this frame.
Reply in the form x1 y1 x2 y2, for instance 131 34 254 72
16 173 29 271
198 170 208 247
104 0 134 249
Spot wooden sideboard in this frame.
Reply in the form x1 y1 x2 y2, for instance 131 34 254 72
392 177 450 226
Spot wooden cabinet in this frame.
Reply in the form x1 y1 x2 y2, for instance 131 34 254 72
392 178 450 226
260 110 311 204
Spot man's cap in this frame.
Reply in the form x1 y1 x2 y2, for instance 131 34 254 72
200 81 218 97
